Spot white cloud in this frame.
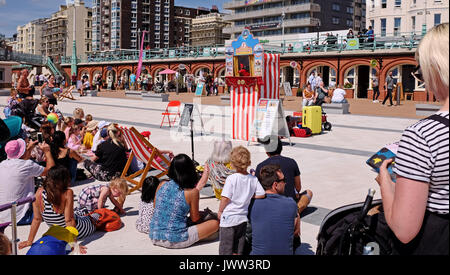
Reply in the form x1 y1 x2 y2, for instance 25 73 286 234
0 0 6 6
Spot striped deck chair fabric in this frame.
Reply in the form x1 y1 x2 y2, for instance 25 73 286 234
119 126 170 193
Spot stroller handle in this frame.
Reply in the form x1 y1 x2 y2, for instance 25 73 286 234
358 189 376 222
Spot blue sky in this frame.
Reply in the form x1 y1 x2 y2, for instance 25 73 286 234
0 0 228 37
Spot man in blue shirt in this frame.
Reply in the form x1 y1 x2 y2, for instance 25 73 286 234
249 164 300 255
255 136 313 215
366 26 374 43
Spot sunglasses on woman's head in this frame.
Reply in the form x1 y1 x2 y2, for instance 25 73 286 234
412 65 424 82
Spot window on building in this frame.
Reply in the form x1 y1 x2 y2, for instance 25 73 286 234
394 0 401 7
346 19 353 27
434 14 441 26
394 18 401 36
0 69 4 81
332 3 340 11
345 67 355 86
380 18 386 36
411 16 416 31
347 7 354 14
332 17 340 25
381 0 387 8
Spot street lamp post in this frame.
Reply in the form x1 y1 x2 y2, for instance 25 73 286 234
71 2 78 77
281 1 285 50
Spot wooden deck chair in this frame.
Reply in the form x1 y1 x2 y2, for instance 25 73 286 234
57 86 76 101
119 126 171 194
160 100 181 128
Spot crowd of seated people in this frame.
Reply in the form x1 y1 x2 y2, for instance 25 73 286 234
1 72 314 255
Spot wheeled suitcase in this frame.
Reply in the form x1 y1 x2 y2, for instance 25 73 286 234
302 106 322 134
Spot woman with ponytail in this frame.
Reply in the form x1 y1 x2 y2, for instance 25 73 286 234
83 124 129 182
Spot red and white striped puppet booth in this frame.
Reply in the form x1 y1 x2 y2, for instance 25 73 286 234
225 30 280 141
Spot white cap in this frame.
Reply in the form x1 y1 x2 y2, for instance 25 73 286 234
98 121 111 129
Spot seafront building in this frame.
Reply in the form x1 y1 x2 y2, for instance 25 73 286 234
366 0 449 36
190 12 231 47
42 1 92 64
223 0 366 40
16 19 47 55
91 0 210 51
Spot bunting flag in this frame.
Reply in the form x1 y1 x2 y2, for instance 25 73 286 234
231 53 280 141
136 31 148 80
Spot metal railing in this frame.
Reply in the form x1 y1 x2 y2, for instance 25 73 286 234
56 31 421 65
0 195 35 255
0 48 46 66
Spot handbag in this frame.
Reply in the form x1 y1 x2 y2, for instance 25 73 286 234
89 208 123 232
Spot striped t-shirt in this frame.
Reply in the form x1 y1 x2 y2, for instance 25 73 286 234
393 112 449 214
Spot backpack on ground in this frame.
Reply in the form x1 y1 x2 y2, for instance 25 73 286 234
89 208 123 232
293 127 312 138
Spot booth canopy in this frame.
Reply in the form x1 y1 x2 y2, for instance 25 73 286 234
159 69 176 75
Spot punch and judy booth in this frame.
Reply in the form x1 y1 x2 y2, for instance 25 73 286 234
225 29 281 141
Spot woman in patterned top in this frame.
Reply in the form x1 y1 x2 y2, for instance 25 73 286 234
150 154 219 249
136 176 162 234
18 166 98 251
376 23 449 255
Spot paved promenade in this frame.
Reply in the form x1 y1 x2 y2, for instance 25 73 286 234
0 92 424 255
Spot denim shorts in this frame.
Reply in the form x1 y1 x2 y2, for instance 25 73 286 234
151 225 199 249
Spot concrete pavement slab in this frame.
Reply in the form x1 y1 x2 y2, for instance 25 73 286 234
0 94 418 255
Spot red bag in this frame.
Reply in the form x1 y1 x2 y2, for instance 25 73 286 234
293 127 312 138
89 208 123 232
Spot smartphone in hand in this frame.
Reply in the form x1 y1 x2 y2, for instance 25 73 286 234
367 142 399 182
37 132 44 143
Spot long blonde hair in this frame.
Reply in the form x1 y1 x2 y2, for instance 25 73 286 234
107 124 125 147
109 178 128 201
416 23 449 101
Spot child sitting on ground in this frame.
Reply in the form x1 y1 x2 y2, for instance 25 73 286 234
73 107 85 120
3 89 20 118
217 146 266 255
76 178 129 215
62 117 74 141
136 176 163 234
67 119 85 152
82 120 98 151
85 114 93 124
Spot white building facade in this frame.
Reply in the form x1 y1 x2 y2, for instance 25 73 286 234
366 0 449 37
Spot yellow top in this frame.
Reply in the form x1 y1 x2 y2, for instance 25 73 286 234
83 131 94 149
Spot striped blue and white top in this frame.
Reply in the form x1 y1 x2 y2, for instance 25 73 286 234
41 189 97 239
393 112 449 215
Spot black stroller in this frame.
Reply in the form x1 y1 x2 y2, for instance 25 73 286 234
153 82 165 93
11 98 45 131
316 189 400 255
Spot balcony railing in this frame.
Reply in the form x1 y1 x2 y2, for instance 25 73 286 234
60 31 422 65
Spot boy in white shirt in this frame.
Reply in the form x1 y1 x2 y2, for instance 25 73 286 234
218 146 265 255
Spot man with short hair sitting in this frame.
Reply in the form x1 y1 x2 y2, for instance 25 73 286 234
249 164 300 255
255 136 313 215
